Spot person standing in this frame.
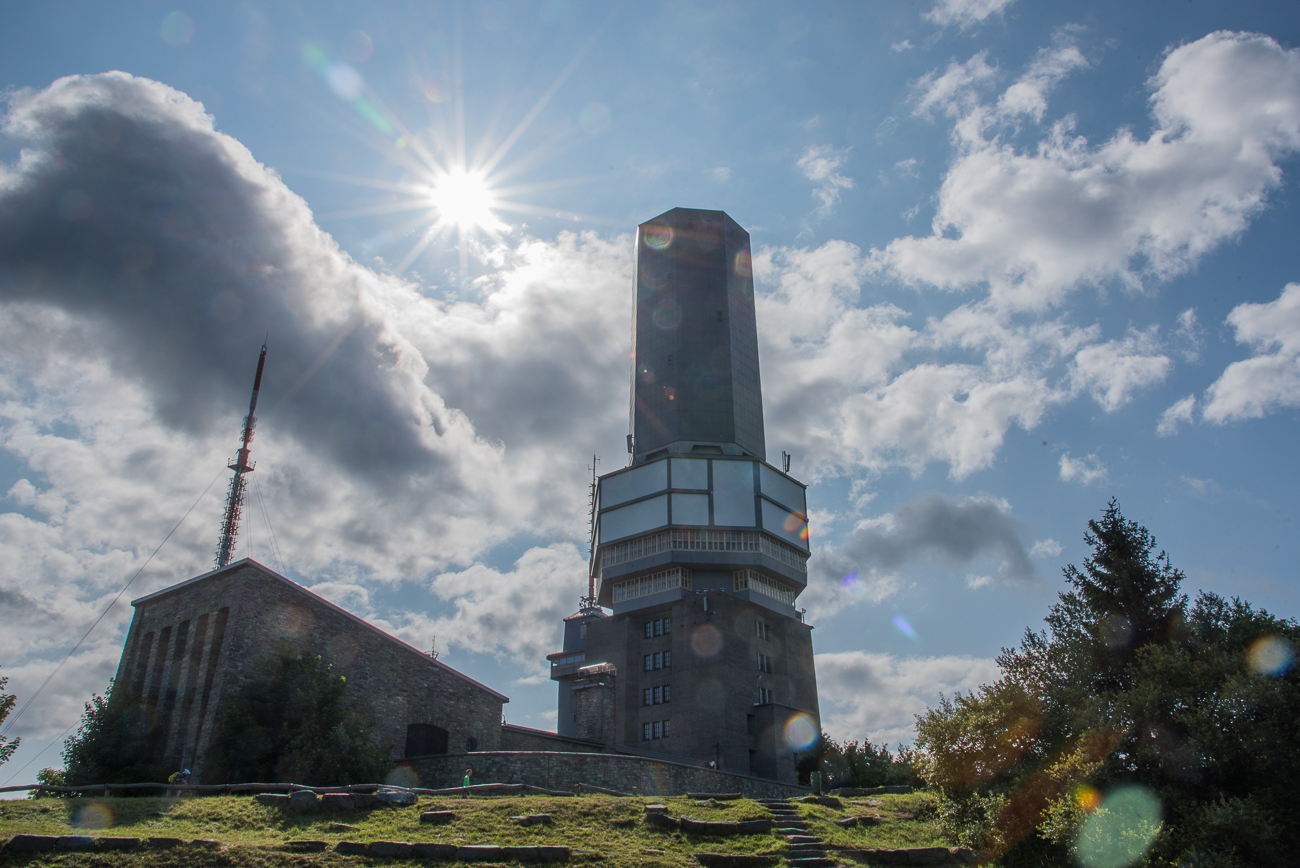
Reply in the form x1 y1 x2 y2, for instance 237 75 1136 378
462 768 472 798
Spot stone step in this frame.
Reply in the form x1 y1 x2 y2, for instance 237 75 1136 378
784 858 837 868
786 836 822 844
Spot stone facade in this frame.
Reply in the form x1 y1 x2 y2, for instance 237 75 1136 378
112 559 507 782
404 751 806 799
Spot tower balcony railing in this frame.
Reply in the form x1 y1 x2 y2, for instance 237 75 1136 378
598 529 808 576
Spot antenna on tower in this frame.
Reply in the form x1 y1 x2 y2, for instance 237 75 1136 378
215 342 268 569
582 454 600 611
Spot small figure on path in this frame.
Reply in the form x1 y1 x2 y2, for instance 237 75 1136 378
462 768 472 798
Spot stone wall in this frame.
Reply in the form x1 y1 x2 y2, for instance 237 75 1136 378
114 559 507 781
499 724 603 754
404 750 807 799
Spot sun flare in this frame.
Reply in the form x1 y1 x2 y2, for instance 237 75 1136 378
425 167 503 232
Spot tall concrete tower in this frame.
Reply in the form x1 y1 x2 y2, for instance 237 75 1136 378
549 208 819 784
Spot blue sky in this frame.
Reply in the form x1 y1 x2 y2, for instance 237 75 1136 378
2 0 1299 782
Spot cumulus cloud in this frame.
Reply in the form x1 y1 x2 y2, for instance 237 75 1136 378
805 494 1037 616
1058 452 1108 485
426 543 588 675
998 42 1089 123
923 0 1015 30
1067 327 1171 411
816 651 1000 744
1203 283 1300 422
1030 538 1062 558
796 145 855 216
875 32 1300 311
1157 394 1197 436
0 73 631 745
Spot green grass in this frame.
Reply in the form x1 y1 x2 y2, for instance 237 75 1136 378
795 792 950 851
0 792 952 866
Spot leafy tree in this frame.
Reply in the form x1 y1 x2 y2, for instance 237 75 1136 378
29 768 67 799
799 734 923 789
0 667 18 767
62 679 167 787
915 500 1300 867
205 648 391 785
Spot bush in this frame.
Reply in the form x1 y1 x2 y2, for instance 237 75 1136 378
203 647 391 785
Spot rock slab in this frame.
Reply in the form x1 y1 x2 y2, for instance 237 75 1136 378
97 837 140 850
56 835 95 850
421 810 455 824
336 841 368 855
5 835 57 852
285 840 328 852
256 793 290 807
322 793 356 812
370 841 415 857
414 842 458 858
289 790 320 813
457 844 503 860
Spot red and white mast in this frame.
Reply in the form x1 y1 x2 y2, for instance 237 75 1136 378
215 343 267 569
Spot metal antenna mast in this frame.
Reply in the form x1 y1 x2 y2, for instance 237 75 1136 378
581 455 599 611
215 343 267 569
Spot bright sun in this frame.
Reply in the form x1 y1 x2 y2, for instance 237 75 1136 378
425 167 503 232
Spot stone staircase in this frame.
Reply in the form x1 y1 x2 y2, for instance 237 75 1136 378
758 799 838 868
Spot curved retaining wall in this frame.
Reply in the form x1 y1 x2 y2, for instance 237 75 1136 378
403 751 807 799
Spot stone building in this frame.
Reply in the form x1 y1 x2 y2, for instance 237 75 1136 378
550 207 821 785
112 558 507 782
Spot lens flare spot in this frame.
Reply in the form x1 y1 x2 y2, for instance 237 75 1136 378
342 30 373 63
1247 635 1295 677
840 571 858 588
160 11 195 45
783 713 820 752
690 624 723 659
385 766 420 789
733 250 752 278
783 512 810 540
1076 785 1162 868
652 299 682 330
664 387 675 401
326 62 365 101
73 803 113 829
892 614 917 640
644 225 672 250
1075 783 1102 814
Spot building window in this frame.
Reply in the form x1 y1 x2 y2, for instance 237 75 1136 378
644 688 653 706
653 721 662 739
755 619 769 640
645 653 671 671
757 687 773 705
643 723 652 741
653 686 662 704
599 530 808 575
612 568 693 604
404 723 449 758
663 684 671 703
663 720 671 738
758 653 772 674
643 617 672 639
644 654 653 672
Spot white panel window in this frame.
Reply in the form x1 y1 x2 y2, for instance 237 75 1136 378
712 460 756 527
600 460 668 508
671 458 709 490
601 495 668 542
671 493 709 526
762 498 810 551
759 464 806 515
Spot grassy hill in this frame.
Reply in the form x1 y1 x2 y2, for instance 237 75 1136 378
0 791 949 866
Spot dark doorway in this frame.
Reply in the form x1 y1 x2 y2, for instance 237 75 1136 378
405 723 449 757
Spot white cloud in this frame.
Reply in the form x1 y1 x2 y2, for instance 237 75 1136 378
796 145 855 216
1181 475 1221 500
805 493 1036 617
923 0 1015 30
707 166 731 182
998 42 1088 123
891 40 914 53
1175 307 1203 362
816 651 1000 745
1157 394 1197 436
1059 452 1108 486
1067 326 1171 412
965 574 992 589
875 32 1300 311
1203 283 1300 422
1030 538 1063 558
427 543 587 672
